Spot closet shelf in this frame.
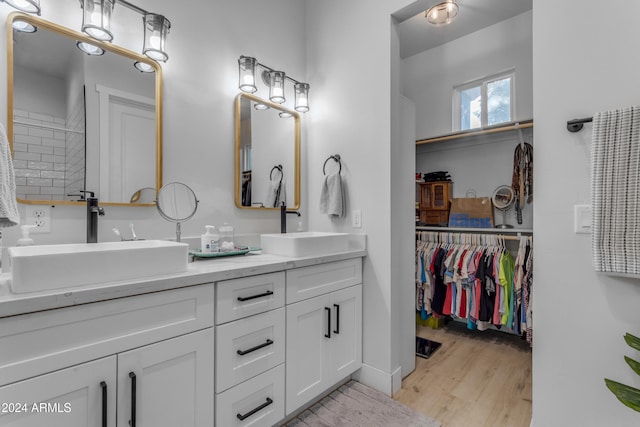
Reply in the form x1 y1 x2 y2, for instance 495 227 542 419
416 225 533 235
415 119 533 146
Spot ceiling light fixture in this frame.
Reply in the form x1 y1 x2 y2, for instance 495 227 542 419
237 55 311 113
1 0 40 15
425 0 459 26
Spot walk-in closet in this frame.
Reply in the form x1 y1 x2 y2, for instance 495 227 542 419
395 2 534 426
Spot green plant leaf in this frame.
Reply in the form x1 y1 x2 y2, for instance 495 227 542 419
605 379 640 412
625 356 640 376
624 333 640 352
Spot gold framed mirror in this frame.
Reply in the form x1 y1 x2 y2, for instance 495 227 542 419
234 93 300 210
7 12 162 206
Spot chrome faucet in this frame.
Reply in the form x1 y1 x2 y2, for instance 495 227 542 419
68 190 105 243
280 202 301 233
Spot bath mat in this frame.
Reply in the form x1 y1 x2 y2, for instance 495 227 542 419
416 336 442 359
282 380 440 427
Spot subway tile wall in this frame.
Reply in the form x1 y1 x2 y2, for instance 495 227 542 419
13 107 85 201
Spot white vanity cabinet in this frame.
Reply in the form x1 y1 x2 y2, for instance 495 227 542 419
285 258 363 415
214 272 286 426
0 285 215 427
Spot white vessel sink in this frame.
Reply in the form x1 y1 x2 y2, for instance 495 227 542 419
8 240 189 294
260 232 349 257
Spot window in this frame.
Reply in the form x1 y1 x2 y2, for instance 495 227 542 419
453 71 514 131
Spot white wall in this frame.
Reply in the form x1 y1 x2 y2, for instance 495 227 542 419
403 11 533 140
0 0 308 246
305 0 416 394
533 1 640 425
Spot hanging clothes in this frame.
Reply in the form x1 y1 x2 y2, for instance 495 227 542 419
415 230 533 347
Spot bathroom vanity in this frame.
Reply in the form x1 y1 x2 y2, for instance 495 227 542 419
0 241 365 427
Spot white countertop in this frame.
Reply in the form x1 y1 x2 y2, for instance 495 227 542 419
0 242 366 318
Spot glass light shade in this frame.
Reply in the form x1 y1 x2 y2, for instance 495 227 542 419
269 71 286 104
294 82 310 112
254 103 269 110
81 0 115 42
134 61 155 73
12 19 37 33
425 1 459 26
3 0 40 14
279 112 293 118
143 13 171 62
76 41 105 56
238 56 257 93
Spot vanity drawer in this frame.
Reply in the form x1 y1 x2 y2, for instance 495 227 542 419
216 364 285 427
0 284 214 387
286 258 362 304
216 308 285 393
216 272 285 325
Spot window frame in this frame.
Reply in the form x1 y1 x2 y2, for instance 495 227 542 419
452 69 516 132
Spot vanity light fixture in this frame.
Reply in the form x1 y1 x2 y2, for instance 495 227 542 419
142 13 170 62
134 61 155 73
268 71 286 104
76 40 105 56
12 19 36 32
425 0 459 26
238 56 258 93
1 0 40 15
254 103 270 110
279 111 293 118
75 0 171 65
238 55 311 113
80 0 115 42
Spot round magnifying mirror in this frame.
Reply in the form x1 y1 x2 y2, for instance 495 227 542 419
156 182 199 242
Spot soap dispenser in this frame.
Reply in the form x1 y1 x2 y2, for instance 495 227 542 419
201 225 219 253
17 225 36 246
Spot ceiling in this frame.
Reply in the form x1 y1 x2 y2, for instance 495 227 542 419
395 0 532 59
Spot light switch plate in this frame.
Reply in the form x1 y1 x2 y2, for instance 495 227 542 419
574 204 592 234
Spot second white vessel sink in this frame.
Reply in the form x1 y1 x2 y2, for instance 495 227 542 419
260 232 349 257
8 240 189 294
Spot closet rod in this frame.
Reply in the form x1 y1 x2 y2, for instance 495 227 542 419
566 117 593 133
415 231 527 242
416 119 533 145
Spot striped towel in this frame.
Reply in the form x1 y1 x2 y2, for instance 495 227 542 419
591 106 640 276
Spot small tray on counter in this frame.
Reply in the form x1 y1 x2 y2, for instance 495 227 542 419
189 247 261 259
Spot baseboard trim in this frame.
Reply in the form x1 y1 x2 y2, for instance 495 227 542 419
352 363 402 396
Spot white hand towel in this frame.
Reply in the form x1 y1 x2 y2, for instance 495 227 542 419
591 106 640 276
320 171 345 218
0 123 20 228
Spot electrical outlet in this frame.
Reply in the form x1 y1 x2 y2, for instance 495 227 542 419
352 209 362 228
26 205 51 233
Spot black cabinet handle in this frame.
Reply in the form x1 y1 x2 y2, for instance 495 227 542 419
325 307 331 338
236 397 273 421
237 290 273 302
129 372 136 427
100 381 107 427
334 304 340 334
237 339 274 356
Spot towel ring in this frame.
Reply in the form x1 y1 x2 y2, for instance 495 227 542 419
323 154 341 175
270 165 283 180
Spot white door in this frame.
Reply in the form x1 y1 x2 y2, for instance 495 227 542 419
328 284 362 383
285 294 331 414
96 84 155 203
0 356 117 427
117 329 214 427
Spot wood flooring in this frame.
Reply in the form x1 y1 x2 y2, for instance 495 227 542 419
394 321 532 427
